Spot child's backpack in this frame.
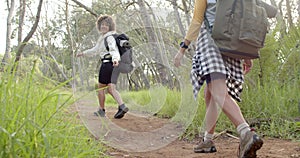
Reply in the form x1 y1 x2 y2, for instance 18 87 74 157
104 33 134 73
211 0 277 59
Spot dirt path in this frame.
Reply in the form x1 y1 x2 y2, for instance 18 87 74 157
75 102 300 158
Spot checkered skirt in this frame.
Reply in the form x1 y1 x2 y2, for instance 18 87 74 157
190 25 244 102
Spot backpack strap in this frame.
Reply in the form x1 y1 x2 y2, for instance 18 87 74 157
104 36 111 51
204 15 212 33
104 34 120 51
204 0 217 33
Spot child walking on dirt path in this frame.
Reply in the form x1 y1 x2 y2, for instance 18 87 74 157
77 15 129 119
173 0 275 157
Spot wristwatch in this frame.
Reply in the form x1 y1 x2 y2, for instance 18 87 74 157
180 41 188 49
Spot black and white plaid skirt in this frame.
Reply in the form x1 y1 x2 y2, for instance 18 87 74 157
190 25 244 102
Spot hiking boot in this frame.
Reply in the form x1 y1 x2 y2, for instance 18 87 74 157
194 140 217 153
238 131 263 158
114 104 129 119
94 109 106 117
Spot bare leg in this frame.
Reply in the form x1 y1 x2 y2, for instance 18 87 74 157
204 85 218 134
206 79 262 157
107 83 124 105
107 83 128 119
207 79 246 127
98 83 107 110
194 88 219 153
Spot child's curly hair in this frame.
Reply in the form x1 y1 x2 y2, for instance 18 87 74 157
96 15 115 31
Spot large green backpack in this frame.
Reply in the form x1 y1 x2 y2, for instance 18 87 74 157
211 0 277 59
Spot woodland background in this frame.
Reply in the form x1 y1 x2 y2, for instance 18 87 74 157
1 0 299 91
0 0 299 157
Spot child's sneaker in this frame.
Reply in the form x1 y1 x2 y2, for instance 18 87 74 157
194 139 217 153
114 104 128 119
238 130 263 158
94 109 106 117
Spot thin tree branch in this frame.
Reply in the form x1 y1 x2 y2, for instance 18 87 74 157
70 0 98 18
14 0 43 64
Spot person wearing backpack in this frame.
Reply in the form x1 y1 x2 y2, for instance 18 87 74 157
174 0 276 157
77 15 129 119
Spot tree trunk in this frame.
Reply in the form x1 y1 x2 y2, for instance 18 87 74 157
137 0 167 85
298 0 300 21
172 0 185 37
65 0 75 86
137 0 155 44
48 52 69 82
285 0 294 29
276 0 287 36
18 0 25 44
1 0 15 66
182 0 191 27
14 0 43 68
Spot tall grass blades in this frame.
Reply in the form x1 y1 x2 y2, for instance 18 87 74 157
241 74 300 140
0 63 107 157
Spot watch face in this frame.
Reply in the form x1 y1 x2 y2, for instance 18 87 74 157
180 42 184 47
180 42 188 48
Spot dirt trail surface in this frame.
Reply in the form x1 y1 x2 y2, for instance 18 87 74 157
75 102 300 158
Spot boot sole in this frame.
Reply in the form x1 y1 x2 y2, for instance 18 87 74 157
194 146 217 153
243 135 263 158
114 107 129 119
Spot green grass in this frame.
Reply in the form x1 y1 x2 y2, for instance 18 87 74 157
0 64 109 158
240 77 300 140
119 78 300 141
1 59 299 157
